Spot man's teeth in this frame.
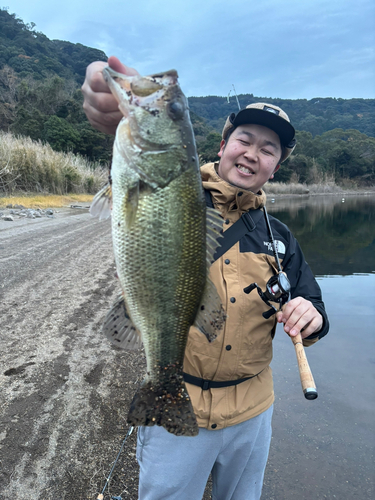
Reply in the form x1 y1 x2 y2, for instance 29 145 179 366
236 165 253 174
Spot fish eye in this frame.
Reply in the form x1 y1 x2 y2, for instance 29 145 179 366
167 101 184 120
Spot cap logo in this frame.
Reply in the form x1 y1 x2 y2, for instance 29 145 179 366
263 106 279 115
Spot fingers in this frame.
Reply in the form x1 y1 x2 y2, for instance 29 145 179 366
83 61 110 93
277 297 323 339
108 56 139 76
82 85 122 135
81 57 139 135
83 107 123 136
82 85 120 115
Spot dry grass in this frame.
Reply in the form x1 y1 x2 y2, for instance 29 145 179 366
0 131 107 195
264 182 310 195
0 193 94 208
264 181 344 195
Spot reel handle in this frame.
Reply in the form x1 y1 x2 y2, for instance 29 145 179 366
290 333 318 400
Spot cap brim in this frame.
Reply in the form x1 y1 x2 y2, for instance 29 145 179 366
232 108 295 146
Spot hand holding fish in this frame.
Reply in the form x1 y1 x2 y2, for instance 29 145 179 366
82 56 138 134
276 297 323 339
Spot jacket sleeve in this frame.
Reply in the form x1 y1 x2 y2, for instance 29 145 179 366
280 229 330 344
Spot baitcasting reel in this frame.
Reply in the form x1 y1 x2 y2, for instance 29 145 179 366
243 271 291 319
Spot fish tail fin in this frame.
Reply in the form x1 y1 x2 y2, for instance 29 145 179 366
127 369 198 437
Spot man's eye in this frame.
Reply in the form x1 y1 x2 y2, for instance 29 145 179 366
262 149 273 155
239 139 249 145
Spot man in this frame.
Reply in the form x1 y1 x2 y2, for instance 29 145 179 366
82 57 329 500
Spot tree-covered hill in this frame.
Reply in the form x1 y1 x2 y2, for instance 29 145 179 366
188 94 375 139
0 8 107 84
0 8 112 163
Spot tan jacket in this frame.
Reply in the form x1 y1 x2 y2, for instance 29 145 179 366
183 163 325 430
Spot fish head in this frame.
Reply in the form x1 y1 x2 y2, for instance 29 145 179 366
103 67 198 188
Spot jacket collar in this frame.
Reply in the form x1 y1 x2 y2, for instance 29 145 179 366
201 162 266 219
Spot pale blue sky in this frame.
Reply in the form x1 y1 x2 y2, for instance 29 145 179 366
6 0 375 99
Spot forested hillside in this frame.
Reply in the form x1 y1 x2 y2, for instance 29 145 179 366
188 95 375 139
0 8 112 163
0 8 107 84
0 8 374 187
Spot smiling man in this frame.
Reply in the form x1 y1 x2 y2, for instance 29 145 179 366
82 59 329 500
218 123 281 192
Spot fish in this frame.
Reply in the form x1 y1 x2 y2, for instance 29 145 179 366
90 67 226 436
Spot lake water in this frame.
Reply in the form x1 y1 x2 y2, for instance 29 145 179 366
261 194 375 500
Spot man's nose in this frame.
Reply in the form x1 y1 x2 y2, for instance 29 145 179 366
243 145 257 161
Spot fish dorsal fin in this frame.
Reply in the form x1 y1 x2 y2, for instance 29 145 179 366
194 277 226 342
90 182 112 220
102 294 142 350
206 206 224 266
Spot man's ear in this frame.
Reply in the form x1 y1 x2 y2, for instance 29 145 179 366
217 139 226 158
269 164 280 180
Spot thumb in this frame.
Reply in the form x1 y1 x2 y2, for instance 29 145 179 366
275 310 284 323
107 56 139 76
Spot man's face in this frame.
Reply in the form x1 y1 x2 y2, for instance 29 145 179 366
217 123 281 193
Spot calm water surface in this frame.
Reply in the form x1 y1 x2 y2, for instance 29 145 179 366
261 194 375 500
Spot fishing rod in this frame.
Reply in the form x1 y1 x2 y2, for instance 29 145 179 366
227 84 241 110
290 332 318 399
244 208 318 400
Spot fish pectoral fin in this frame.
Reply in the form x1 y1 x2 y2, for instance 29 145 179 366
102 294 142 350
90 182 112 220
194 277 226 342
124 181 140 227
206 207 224 265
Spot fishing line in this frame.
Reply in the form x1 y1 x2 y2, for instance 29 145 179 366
97 425 134 500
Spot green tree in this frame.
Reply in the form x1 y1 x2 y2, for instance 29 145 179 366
287 154 313 183
197 132 222 164
42 115 81 152
272 161 293 183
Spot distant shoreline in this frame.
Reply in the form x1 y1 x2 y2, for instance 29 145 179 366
264 181 375 197
267 189 375 198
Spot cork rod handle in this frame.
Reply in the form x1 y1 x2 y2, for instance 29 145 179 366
290 332 318 400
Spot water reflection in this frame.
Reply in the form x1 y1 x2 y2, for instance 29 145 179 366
261 196 375 500
267 194 375 276
264 273 375 500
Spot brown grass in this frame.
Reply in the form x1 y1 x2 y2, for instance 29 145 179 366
0 131 107 195
264 181 344 195
0 193 94 208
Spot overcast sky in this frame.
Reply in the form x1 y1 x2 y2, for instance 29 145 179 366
7 0 375 99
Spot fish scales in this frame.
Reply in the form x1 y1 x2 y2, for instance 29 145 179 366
113 168 207 374
91 68 226 436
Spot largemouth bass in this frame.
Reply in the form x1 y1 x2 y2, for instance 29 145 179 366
90 67 226 436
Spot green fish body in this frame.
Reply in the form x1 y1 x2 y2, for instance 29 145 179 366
91 69 225 436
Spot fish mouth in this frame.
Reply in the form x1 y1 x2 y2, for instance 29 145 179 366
103 67 180 117
235 164 255 175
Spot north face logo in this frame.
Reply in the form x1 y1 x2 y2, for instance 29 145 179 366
264 240 286 255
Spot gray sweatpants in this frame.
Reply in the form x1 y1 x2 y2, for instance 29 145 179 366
136 405 273 500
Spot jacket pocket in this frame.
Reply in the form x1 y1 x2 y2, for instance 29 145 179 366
238 344 273 377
